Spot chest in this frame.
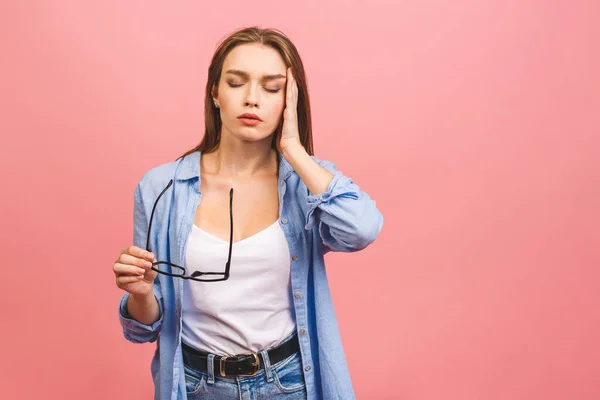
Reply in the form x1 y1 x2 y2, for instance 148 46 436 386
193 173 280 244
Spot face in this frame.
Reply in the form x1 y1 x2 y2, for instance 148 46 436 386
212 43 287 143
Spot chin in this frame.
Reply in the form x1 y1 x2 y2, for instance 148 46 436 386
234 129 272 142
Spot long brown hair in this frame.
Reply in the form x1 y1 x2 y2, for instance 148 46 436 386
178 26 314 160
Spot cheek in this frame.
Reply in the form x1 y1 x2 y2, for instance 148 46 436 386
217 84 236 110
219 95 231 110
268 98 286 119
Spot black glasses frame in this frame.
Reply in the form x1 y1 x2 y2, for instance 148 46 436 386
146 179 233 282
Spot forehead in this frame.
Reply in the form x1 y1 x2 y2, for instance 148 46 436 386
222 43 286 76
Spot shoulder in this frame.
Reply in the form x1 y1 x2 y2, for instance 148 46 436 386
135 159 181 199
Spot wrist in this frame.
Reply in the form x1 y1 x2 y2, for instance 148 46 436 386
281 141 306 160
131 290 155 304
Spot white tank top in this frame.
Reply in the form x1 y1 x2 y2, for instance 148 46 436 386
181 219 296 356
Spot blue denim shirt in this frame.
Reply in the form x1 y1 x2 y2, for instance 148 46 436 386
118 150 384 400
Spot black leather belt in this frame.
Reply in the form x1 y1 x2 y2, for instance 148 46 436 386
182 334 300 377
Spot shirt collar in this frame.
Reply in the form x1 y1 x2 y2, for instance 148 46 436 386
174 150 294 181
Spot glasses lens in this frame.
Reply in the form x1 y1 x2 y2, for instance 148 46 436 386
189 270 228 282
153 261 185 277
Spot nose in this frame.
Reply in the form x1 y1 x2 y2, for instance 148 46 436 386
244 84 259 108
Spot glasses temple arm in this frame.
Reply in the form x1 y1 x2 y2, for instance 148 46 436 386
224 187 233 276
146 179 174 252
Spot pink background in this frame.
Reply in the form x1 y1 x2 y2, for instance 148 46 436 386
1 1 599 399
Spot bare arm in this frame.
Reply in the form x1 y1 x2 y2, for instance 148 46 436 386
127 290 160 325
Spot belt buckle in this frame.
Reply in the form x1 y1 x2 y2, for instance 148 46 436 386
238 353 260 377
219 353 260 377
219 356 229 377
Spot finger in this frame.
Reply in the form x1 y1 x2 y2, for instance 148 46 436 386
293 83 298 104
114 262 146 276
289 72 297 104
286 68 293 105
293 75 298 96
119 253 154 269
117 275 145 286
126 245 155 261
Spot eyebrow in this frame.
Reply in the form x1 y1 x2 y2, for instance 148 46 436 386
225 69 286 81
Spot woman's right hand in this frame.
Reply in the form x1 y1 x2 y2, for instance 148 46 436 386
113 245 158 297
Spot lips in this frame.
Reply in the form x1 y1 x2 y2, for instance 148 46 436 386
237 113 262 121
238 117 261 126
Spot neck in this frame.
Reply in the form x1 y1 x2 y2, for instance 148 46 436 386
203 132 278 178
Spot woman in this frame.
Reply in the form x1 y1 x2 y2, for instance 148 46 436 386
114 26 383 400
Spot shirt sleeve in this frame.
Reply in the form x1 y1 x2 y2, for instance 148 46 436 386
118 290 163 343
117 181 164 344
305 159 384 254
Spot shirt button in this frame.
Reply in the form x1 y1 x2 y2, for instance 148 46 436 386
294 291 302 298
305 365 311 371
281 218 288 224
300 328 306 334
292 255 298 261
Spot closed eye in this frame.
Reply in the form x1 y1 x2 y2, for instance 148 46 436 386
228 83 281 93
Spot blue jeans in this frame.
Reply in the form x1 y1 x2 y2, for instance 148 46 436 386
183 342 307 399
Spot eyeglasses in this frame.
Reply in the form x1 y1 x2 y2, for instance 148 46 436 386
146 179 233 282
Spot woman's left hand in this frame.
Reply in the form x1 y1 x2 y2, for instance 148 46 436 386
278 67 301 153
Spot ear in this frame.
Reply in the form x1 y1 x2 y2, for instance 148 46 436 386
211 83 218 101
